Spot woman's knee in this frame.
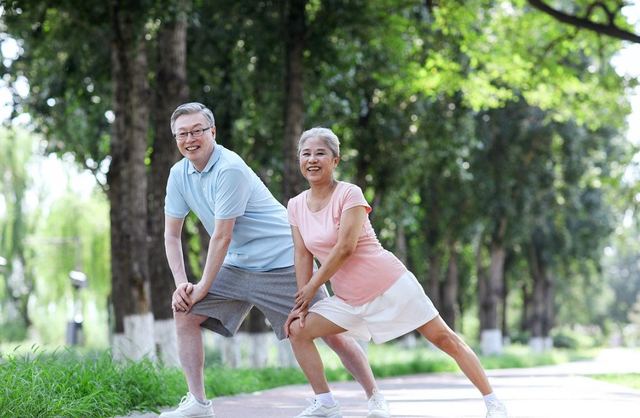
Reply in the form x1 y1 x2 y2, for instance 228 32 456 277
321 333 349 351
433 332 465 355
288 319 313 343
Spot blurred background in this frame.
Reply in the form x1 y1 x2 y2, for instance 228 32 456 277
0 0 639 364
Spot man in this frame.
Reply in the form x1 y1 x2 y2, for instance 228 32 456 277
160 102 390 418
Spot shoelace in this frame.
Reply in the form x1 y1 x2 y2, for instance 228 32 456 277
487 401 506 415
178 394 197 410
301 398 323 414
368 395 387 410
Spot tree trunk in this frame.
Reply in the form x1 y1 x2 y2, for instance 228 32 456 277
427 251 442 312
148 9 189 366
476 234 487 329
441 243 458 330
281 0 307 202
544 272 555 342
480 241 506 355
520 280 532 336
109 2 154 361
108 17 132 341
395 222 407 266
501 256 510 345
528 239 554 351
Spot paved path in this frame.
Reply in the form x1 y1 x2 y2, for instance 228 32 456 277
120 348 640 418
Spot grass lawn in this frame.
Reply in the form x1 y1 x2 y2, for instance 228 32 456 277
0 341 599 418
590 373 640 390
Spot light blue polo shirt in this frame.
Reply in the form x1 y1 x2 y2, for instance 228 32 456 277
165 144 294 271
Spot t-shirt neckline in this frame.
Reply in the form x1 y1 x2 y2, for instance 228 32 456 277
304 181 343 214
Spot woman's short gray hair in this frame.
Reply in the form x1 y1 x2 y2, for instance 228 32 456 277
170 102 216 134
298 127 340 158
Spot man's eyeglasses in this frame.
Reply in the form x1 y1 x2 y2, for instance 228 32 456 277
173 126 212 140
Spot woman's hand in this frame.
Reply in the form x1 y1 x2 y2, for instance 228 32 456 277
293 282 318 312
284 306 309 338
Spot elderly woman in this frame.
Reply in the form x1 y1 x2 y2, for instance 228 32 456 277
285 127 508 418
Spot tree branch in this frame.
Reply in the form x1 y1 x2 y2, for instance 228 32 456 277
527 0 640 43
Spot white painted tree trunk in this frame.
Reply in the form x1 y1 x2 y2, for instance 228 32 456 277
277 338 298 368
154 318 180 367
529 336 554 352
544 336 553 350
113 312 156 361
222 333 244 368
248 332 271 368
480 328 503 356
529 336 545 353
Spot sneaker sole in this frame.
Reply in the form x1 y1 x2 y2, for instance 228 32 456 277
367 413 390 418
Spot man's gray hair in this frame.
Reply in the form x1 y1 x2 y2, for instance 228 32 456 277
298 127 340 158
170 102 216 134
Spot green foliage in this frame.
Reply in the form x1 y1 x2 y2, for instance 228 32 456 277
1 0 638 348
0 346 186 418
0 127 111 346
590 373 640 390
551 326 604 349
0 128 40 341
204 366 307 397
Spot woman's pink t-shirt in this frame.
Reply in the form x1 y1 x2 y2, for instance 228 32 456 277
288 181 407 307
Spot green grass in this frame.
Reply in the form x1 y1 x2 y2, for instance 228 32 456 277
0 345 186 418
590 373 640 390
0 342 599 418
317 341 597 379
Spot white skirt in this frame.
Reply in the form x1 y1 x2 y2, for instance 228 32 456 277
309 271 439 343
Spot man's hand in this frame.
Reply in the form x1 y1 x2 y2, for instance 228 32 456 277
189 282 209 308
172 282 193 312
284 307 308 338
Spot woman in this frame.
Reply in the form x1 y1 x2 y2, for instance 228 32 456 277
285 127 508 418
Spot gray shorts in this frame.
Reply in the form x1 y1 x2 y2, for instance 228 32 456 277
189 264 328 340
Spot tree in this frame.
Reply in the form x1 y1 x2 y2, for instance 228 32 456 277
147 0 189 366
0 129 38 341
2 0 636 360
526 0 640 43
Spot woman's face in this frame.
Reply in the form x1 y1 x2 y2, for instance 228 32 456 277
298 136 339 183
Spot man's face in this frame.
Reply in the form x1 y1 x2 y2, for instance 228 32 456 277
173 113 216 172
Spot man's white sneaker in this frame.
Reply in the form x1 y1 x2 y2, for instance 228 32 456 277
159 392 215 418
367 390 391 418
294 398 342 417
486 400 508 418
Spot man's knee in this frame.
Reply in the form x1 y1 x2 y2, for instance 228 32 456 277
174 311 206 330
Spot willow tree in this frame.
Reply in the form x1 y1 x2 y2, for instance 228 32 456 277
1 0 190 360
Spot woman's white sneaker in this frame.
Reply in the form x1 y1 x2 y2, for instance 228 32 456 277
367 390 391 418
294 398 342 417
159 392 215 418
486 400 508 418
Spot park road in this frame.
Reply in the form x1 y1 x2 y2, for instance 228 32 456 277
117 348 640 418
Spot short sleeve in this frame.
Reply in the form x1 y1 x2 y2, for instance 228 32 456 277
215 168 252 219
342 184 372 214
165 170 190 218
287 196 300 227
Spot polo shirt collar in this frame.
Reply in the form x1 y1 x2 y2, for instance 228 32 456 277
187 142 221 174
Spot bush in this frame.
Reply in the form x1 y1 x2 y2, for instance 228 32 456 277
551 326 601 349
